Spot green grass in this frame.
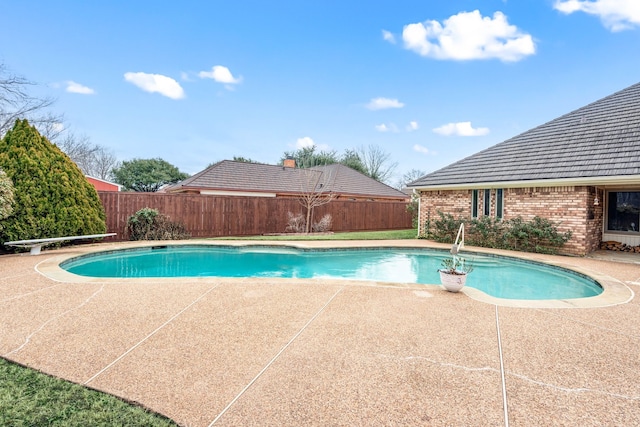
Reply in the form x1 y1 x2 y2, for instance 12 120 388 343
212 228 418 241
0 357 177 427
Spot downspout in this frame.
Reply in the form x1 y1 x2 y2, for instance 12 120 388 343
414 189 421 237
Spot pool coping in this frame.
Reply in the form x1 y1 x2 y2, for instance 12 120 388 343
35 239 634 309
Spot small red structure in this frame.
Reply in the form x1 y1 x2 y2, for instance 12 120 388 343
86 176 122 192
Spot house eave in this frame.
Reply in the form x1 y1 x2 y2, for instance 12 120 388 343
408 175 640 191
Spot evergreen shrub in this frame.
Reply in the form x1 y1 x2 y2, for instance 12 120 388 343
0 169 14 220
0 120 106 243
127 208 190 240
424 211 572 254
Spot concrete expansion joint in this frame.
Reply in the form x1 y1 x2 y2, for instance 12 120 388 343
495 306 509 427
4 284 105 357
208 286 345 427
83 283 221 386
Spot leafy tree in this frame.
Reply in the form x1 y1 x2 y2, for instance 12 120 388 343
0 119 106 242
112 158 189 192
339 149 367 174
281 146 338 168
232 156 260 163
279 145 397 183
0 169 14 220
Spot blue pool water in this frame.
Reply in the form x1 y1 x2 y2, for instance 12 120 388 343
61 245 603 300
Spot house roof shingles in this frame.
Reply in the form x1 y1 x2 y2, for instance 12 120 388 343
168 160 408 200
410 81 640 188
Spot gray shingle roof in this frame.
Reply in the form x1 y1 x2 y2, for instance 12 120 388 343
410 81 640 188
168 160 408 200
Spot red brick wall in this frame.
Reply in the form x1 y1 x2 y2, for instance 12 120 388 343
418 186 603 255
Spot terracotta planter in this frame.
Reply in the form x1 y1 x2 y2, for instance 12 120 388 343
438 270 468 292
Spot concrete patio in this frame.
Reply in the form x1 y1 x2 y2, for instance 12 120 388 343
1 240 639 426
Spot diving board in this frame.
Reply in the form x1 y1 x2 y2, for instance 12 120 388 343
4 233 117 255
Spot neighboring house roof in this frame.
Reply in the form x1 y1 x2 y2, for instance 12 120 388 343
85 175 122 191
166 160 408 200
410 81 640 189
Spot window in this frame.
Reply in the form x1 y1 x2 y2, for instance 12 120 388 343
496 189 504 219
607 191 640 233
471 190 478 218
483 189 491 216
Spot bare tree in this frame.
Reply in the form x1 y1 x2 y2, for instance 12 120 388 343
92 147 120 181
0 63 63 139
357 144 398 184
56 133 98 173
296 167 336 233
396 168 426 190
56 133 120 181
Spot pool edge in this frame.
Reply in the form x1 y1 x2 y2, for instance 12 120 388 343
35 239 635 309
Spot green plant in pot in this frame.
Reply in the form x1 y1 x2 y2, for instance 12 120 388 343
438 256 474 292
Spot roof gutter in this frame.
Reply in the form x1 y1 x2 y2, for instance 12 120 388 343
408 174 640 191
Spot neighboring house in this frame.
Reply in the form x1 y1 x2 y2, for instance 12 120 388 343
86 176 122 192
408 81 640 256
166 160 409 202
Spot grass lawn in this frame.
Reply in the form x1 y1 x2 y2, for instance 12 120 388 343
1 228 417 425
0 358 177 426
213 228 418 241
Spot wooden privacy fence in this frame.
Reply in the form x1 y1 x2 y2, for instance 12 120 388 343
98 192 412 240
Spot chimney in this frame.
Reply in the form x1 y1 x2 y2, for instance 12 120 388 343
283 158 296 168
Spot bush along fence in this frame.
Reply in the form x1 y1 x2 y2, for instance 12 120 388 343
422 211 572 255
98 192 413 240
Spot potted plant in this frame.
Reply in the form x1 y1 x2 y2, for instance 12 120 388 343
438 256 474 292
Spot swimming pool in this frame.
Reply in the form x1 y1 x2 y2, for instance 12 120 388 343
60 245 603 300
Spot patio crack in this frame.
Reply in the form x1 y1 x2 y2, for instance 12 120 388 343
375 354 640 401
0 283 64 304
4 283 105 357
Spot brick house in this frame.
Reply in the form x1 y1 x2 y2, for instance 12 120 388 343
166 160 409 202
408 82 640 256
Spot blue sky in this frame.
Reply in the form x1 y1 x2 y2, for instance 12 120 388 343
1 0 639 183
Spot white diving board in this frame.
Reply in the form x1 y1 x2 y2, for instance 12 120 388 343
4 233 117 255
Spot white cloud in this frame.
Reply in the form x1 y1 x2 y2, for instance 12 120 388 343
198 65 242 84
433 121 490 136
406 121 419 131
52 122 65 133
402 10 535 62
124 72 185 99
375 123 399 132
382 30 396 43
413 144 430 154
365 97 404 110
65 81 95 95
554 0 640 31
296 136 315 149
